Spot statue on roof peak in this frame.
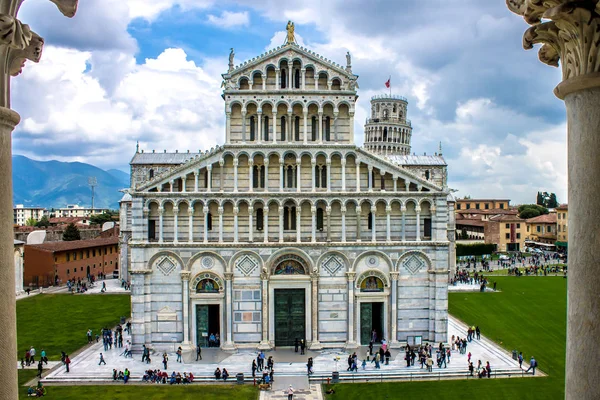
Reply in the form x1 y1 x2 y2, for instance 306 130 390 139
285 21 296 45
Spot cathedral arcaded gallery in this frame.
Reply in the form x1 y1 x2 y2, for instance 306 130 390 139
119 25 455 352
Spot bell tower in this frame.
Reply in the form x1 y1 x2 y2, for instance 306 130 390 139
364 95 412 156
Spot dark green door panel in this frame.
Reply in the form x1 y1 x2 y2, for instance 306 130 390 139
274 289 305 346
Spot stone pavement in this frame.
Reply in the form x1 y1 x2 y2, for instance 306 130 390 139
83 278 130 295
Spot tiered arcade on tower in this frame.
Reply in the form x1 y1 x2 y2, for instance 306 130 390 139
364 95 412 156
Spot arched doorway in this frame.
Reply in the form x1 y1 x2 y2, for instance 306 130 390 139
356 270 389 345
191 272 224 347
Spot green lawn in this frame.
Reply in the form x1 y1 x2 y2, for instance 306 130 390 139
324 276 566 399
17 294 131 360
19 384 258 400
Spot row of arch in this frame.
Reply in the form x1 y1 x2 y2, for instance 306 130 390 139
366 144 411 156
365 126 411 145
226 98 354 114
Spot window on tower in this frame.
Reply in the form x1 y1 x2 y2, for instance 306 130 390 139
294 116 300 141
325 116 331 141
263 116 269 141
317 208 324 231
256 208 264 231
249 116 255 141
295 69 300 89
311 116 317 141
281 69 286 89
280 116 286 141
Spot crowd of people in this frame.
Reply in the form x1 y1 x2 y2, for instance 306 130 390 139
142 369 195 384
112 368 131 383
251 351 275 385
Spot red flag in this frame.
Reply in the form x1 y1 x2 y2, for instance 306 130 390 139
385 78 390 88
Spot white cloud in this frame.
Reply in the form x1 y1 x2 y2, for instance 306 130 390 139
207 11 250 28
127 0 214 21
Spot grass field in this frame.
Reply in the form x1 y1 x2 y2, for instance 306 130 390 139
324 276 566 400
17 294 131 361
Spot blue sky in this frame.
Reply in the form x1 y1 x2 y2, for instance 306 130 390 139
11 0 567 204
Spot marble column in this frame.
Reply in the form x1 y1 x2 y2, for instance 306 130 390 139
341 159 346 191
181 271 191 345
207 165 212 192
386 206 392 242
303 110 308 144
390 272 399 347
371 206 377 242
248 206 254 243
355 161 361 192
393 177 398 192
233 207 239 243
356 208 361 242
326 206 332 242
415 206 421 242
181 176 186 192
218 206 224 243
194 171 199 192
301 68 306 90
296 158 301 192
349 111 355 144
241 110 247 142
173 209 179 243
333 111 339 142
326 158 331 192
287 112 293 143
368 165 373 192
279 162 284 191
311 206 316 243
275 68 280 90
223 272 235 350
341 206 347 242
203 206 209 244
233 159 239 192
505 4 600 397
158 207 164 243
272 112 277 143
278 206 284 243
257 111 262 144
248 159 254 192
225 111 231 144
264 159 270 192
262 74 266 90
219 160 224 192
311 159 316 192
296 208 302 243
401 205 406 241
188 209 194 243
263 208 269 243
258 273 270 349
345 272 357 348
318 111 323 143
309 276 323 349
169 180 174 192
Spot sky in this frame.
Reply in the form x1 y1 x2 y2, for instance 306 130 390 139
12 0 567 205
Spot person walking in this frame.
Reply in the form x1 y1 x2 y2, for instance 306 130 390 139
101 281 106 293
99 353 106 365
307 357 313 375
176 346 182 363
163 353 168 370
64 355 71 373
476 326 481 340
252 359 257 378
36 361 43 378
41 349 47 365
196 344 202 361
300 339 305 355
518 352 523 369
294 338 299 353
87 329 93 344
526 356 537 375
29 346 36 364
287 384 294 400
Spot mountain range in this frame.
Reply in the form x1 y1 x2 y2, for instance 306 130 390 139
12 155 130 210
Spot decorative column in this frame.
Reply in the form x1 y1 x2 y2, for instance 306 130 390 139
194 171 199 192
401 205 406 241
257 111 262 144
203 206 209 243
393 177 398 192
326 206 332 242
169 180 174 192
356 208 361 243
318 111 323 143
368 165 373 192
349 111 355 144
311 159 316 192
264 159 270 192
173 209 179 244
333 111 339 142
296 208 302 243
248 159 254 192
275 68 280 90
301 68 306 90
386 205 392 242
311 206 317 243
188 208 194 243
415 206 421 242
389 271 399 347
287 111 293 143
345 272 357 349
225 111 231 144
258 270 270 349
405 181 410 192
241 110 247 142
341 206 347 242
279 162 284 191
263 208 269 243
218 206 224 243
278 206 284 243
341 158 346 191
272 112 277 143
326 158 331 192
207 165 212 192
181 176 186 192
505 6 600 396
356 160 361 192
233 159 239 192
296 158 301 192
303 109 308 144
219 160 224 192
288 67 292 90
371 206 377 242
248 206 254 243
309 274 323 349
233 207 239 243
262 74 266 90
180 271 191 346
222 272 235 350
158 207 164 243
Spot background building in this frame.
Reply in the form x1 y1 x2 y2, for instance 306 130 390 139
556 204 568 251
55 205 110 218
526 213 557 245
24 237 119 287
484 214 526 252
455 199 510 211
13 204 47 226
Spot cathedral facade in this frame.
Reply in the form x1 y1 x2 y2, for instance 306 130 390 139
120 30 455 352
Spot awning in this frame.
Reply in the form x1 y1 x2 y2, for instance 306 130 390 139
555 241 568 248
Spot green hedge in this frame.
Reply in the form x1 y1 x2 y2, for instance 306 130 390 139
456 243 496 257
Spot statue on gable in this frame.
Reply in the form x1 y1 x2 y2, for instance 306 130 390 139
285 21 296 45
346 51 351 67
228 48 235 72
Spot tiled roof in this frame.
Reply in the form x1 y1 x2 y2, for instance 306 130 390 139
26 237 118 253
526 213 557 224
386 154 446 166
456 219 485 227
489 214 524 222
130 152 200 165
457 208 517 215
556 204 568 210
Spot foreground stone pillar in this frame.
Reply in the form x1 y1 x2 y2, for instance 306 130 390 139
506 2 600 398
308 275 323 349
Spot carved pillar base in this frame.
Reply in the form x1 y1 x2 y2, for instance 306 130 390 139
344 341 359 351
0 107 20 400
221 342 237 351
257 341 272 350
308 341 323 350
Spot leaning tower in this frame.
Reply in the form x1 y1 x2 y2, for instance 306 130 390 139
364 95 412 156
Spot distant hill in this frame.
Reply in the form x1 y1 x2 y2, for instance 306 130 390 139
12 155 130 209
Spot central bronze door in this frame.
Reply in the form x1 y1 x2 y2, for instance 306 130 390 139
274 289 305 346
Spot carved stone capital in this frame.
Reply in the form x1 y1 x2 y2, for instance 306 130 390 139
224 272 233 281
0 15 32 50
180 271 191 280
346 271 356 281
507 0 600 98
390 271 399 281
9 31 43 76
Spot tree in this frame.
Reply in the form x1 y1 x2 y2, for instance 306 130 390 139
35 215 50 228
547 193 559 208
62 223 81 241
25 217 37 226
518 204 549 219
89 212 116 225
536 191 544 205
